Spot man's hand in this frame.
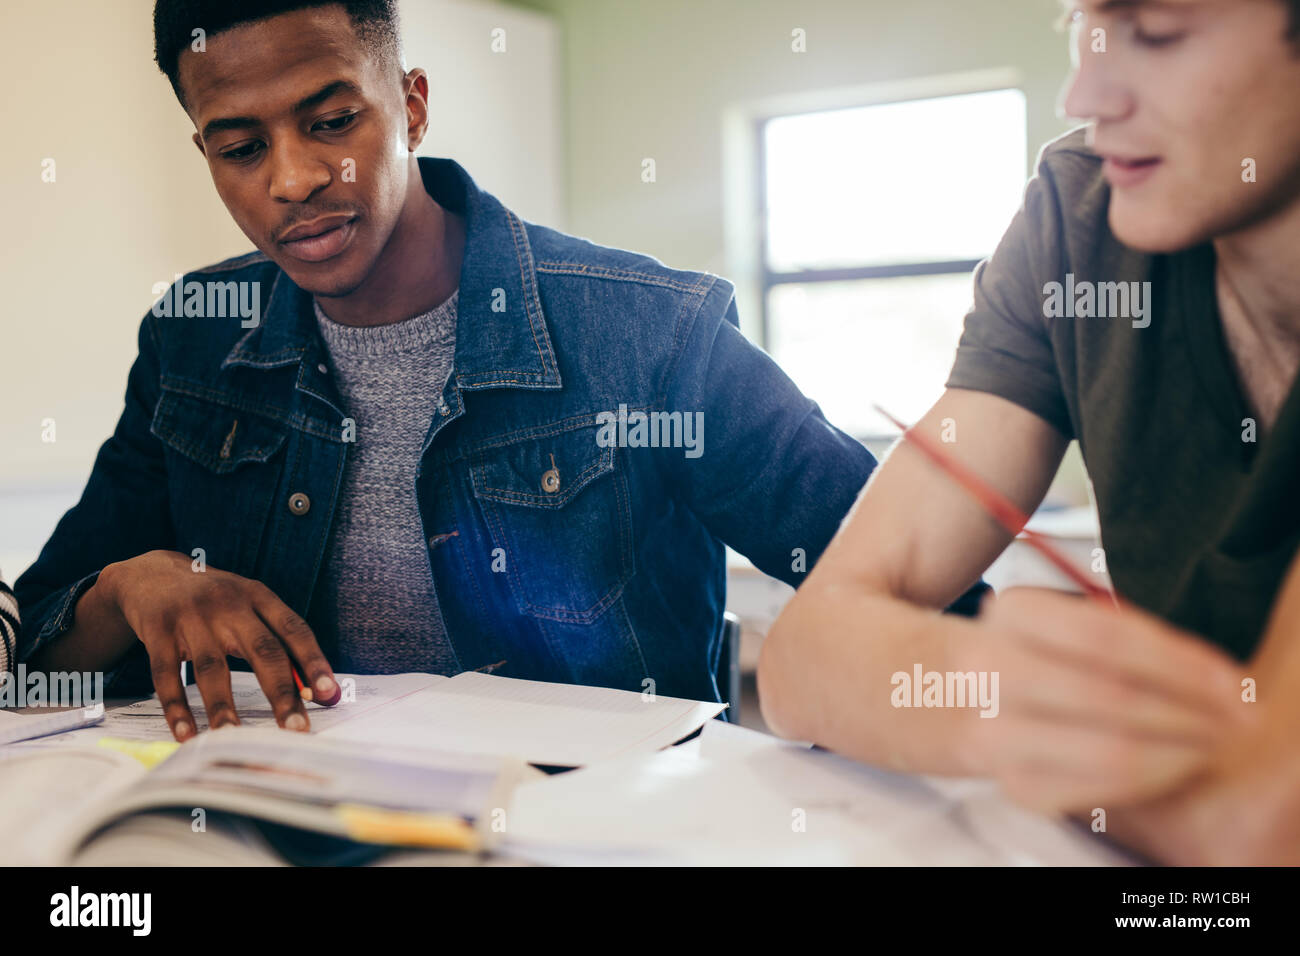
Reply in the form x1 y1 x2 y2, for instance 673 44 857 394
1101 549 1300 865
98 550 340 741
1110 698 1300 865
954 588 1254 813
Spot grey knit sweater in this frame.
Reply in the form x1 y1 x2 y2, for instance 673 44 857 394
310 292 461 674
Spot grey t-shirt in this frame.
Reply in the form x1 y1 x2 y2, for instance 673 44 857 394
310 291 461 674
946 127 1300 660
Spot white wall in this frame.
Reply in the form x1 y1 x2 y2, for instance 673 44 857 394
405 0 565 226
0 0 562 579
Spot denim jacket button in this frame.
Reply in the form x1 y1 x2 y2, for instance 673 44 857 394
541 468 560 494
317 363 329 374
437 402 450 416
288 492 311 515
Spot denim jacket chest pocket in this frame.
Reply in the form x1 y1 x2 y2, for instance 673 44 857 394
150 387 289 576
469 419 634 624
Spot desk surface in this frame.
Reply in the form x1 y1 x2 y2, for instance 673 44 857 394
4 703 1130 866
499 718 1131 866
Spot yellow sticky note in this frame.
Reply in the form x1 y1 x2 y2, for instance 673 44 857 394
97 736 181 768
335 803 481 852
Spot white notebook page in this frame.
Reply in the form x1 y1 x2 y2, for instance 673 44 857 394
319 671 726 766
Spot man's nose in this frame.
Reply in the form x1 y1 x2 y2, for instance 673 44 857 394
267 137 332 204
1059 26 1135 127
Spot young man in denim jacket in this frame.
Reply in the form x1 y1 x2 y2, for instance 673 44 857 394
18 1 978 739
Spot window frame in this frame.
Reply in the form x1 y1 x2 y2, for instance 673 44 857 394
753 88 1026 438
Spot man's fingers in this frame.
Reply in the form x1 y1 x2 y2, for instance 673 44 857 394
999 751 1208 814
996 646 1233 746
186 630 240 731
989 589 1245 717
253 589 340 706
146 642 198 742
239 624 310 731
992 713 1211 811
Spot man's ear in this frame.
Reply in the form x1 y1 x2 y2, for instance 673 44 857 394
192 131 207 157
403 68 430 152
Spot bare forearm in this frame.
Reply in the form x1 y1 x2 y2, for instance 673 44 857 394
28 565 137 674
759 581 986 775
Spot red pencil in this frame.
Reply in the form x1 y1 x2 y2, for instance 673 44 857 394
291 664 314 702
873 405 1117 607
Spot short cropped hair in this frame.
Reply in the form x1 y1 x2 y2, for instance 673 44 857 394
153 0 402 107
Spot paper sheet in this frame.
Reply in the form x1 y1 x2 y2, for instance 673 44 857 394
18 672 443 747
320 671 726 766
14 671 724 769
502 719 1128 866
0 747 144 864
0 704 105 746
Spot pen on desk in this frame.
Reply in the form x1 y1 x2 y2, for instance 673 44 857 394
873 404 1117 607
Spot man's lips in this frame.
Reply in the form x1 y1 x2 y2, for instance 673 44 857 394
1100 155 1162 188
278 215 358 263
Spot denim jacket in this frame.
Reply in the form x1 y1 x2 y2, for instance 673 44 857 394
16 157 887 704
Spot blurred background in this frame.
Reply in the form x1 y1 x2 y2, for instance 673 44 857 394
1 0 1098 721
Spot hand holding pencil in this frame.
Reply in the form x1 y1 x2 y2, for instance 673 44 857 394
873 406 1251 812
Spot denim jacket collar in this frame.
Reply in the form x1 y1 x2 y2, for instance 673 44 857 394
221 157 561 392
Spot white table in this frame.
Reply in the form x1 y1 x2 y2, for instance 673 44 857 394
4 701 1131 866
500 718 1132 866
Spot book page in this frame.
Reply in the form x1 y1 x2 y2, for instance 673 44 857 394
0 746 145 864
70 808 288 867
55 726 522 864
145 726 506 817
29 672 446 747
0 705 105 746
320 671 726 766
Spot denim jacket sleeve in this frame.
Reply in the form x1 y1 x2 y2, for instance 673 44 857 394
13 311 174 691
661 281 877 589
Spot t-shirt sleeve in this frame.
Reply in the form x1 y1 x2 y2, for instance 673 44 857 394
945 153 1074 439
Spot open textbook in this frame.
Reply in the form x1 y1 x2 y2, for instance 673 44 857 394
0 671 724 864
0 727 528 865
23 670 727 767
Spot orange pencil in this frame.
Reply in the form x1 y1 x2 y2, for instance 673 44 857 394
873 404 1118 607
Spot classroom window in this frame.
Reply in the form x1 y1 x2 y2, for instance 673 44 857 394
760 88 1027 438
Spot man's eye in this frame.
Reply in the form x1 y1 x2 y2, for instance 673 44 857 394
1133 17 1186 47
1133 29 1185 48
221 142 263 161
315 113 357 132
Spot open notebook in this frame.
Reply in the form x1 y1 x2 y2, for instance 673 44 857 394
319 672 728 767
15 671 727 768
0 726 528 866
0 673 723 865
